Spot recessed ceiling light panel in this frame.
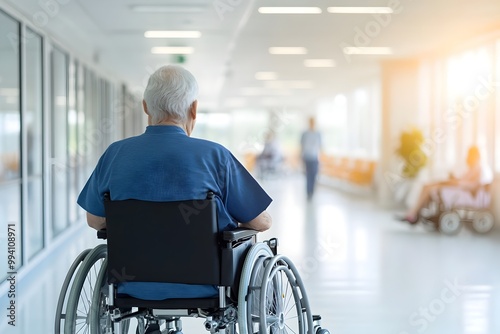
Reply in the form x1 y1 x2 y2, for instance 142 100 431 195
151 47 194 54
327 7 393 14
258 7 322 14
304 59 336 67
255 72 278 80
269 47 308 55
343 47 393 55
131 5 205 13
144 31 201 38
264 81 313 89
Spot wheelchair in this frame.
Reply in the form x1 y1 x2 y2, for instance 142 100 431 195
418 184 495 235
255 155 285 180
55 192 330 334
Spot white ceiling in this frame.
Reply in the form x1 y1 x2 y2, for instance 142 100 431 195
3 0 500 112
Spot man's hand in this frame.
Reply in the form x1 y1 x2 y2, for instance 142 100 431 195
241 211 272 232
87 212 106 230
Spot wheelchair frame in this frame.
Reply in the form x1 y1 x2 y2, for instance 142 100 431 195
419 184 495 235
55 193 330 334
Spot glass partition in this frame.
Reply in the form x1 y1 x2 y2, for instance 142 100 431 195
24 28 44 259
50 47 68 236
0 10 21 277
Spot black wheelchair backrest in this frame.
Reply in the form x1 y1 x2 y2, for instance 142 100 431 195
103 193 221 286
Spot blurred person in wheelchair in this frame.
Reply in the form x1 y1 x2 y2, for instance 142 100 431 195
256 130 284 179
77 65 272 304
401 145 493 224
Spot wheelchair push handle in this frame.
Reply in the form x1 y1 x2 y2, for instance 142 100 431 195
266 238 279 255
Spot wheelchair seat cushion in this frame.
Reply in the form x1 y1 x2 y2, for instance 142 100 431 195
439 186 491 210
114 294 220 310
117 282 218 301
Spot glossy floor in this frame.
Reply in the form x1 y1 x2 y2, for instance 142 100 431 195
1 174 499 334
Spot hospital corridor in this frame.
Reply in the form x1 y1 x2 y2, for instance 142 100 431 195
1 0 500 333
2 174 500 334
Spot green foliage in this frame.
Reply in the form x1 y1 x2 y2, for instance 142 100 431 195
396 128 428 178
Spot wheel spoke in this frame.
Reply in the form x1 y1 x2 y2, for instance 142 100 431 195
285 314 299 321
283 280 293 314
266 315 280 326
78 290 90 315
285 323 298 334
75 322 88 334
86 268 94 299
285 297 298 316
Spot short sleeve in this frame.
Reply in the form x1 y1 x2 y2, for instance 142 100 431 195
223 153 272 223
77 156 107 217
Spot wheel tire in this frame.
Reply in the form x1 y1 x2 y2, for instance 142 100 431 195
472 211 495 234
260 264 304 334
89 259 131 333
64 244 107 333
54 249 91 334
316 329 331 334
245 256 269 333
259 255 314 334
439 212 462 235
238 242 274 334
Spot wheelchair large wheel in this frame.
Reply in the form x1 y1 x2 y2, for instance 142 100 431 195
472 211 495 234
439 211 462 235
64 244 107 333
238 242 274 334
259 255 314 334
245 256 268 333
90 258 131 333
54 249 91 334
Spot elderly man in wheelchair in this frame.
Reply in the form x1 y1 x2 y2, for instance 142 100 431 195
55 65 329 334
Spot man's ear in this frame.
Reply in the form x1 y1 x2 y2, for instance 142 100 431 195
142 100 149 115
190 100 198 120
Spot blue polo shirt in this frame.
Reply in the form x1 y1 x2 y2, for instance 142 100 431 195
77 125 272 300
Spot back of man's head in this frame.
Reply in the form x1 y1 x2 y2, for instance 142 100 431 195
143 65 199 125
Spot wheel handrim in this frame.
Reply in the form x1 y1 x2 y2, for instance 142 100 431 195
261 264 305 334
75 257 105 332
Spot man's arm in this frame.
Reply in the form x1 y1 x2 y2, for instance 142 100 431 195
240 210 272 232
86 212 106 230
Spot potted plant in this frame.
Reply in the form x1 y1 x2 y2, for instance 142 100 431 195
396 128 427 178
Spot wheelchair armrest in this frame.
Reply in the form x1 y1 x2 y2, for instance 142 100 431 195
97 229 107 240
221 228 258 291
222 228 258 243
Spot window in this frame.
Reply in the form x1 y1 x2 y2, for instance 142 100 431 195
317 94 348 154
68 60 79 224
0 10 21 277
24 28 44 259
84 69 99 171
50 47 69 236
443 45 495 173
496 40 500 173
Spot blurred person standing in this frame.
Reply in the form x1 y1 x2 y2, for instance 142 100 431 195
300 117 322 200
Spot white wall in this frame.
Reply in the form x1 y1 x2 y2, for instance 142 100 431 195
378 60 421 208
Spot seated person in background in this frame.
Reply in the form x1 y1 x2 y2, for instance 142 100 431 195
77 65 272 301
256 131 283 177
401 145 492 224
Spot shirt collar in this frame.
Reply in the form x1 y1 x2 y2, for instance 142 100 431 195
145 125 187 136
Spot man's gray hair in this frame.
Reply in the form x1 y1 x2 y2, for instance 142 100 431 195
143 65 199 124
